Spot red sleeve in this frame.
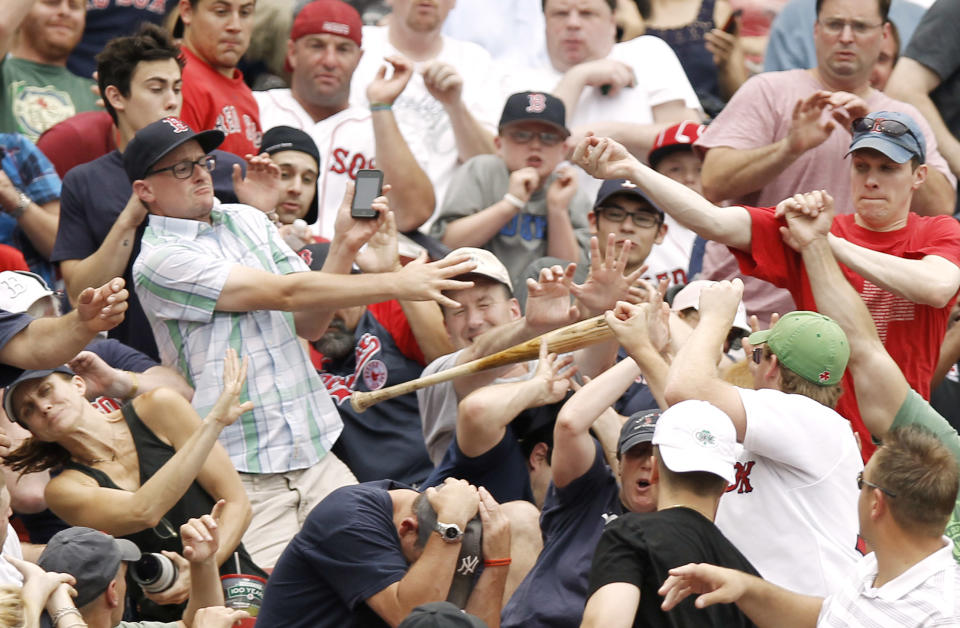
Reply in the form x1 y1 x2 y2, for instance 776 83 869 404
730 205 803 291
368 300 426 365
915 215 960 267
0 245 30 271
36 112 115 179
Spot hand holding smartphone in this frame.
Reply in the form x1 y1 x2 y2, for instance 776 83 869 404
351 169 383 219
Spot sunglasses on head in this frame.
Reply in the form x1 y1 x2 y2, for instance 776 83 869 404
851 117 925 162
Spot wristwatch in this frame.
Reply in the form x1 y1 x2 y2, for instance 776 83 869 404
434 521 464 543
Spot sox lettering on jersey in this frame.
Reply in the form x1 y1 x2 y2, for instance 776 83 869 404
215 106 262 150
724 460 755 494
330 148 376 178
319 333 388 405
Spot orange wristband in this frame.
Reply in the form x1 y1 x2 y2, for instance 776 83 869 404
483 558 512 567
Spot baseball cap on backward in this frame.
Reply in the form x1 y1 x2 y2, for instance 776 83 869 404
846 110 926 164
499 92 570 138
445 248 513 295
286 0 363 72
38 527 141 608
748 311 849 386
262 126 321 224
618 409 660 456
123 117 224 182
652 400 737 484
671 280 750 335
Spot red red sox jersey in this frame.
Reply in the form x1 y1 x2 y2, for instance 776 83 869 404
255 89 375 239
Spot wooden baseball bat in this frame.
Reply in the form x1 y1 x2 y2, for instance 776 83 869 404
350 314 614 413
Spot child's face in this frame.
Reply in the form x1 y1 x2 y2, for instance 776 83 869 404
654 151 703 195
496 121 569 182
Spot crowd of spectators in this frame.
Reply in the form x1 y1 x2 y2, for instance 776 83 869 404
0 0 958 626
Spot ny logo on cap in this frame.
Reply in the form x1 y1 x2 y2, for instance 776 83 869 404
526 93 547 113
162 117 190 134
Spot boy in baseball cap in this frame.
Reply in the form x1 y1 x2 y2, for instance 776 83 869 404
430 91 592 292
583 400 757 627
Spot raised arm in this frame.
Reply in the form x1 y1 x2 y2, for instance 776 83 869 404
368 55 436 232
827 233 960 308
572 136 752 250
68 350 194 402
602 299 672 411
663 280 748 439
179 502 228 628
44 351 254 536
553 358 638 488
0 0 35 59
463 487 510 628
421 61 495 163
784 191 910 439
0 278 128 369
456 341 574 458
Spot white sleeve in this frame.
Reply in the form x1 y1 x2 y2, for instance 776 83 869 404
615 37 702 112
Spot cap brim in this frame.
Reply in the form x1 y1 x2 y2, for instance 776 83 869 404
4 367 74 425
846 137 915 164
619 433 654 455
658 443 735 484
747 328 772 346
115 538 142 562
500 119 571 138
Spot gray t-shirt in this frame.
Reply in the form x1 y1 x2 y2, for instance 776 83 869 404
429 154 592 292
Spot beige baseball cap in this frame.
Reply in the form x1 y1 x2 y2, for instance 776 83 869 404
671 280 750 334
445 247 513 294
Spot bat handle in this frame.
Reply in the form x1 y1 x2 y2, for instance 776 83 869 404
350 389 379 413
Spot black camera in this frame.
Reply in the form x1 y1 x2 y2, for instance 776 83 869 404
130 553 178 593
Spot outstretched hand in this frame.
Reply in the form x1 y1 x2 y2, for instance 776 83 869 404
209 348 254 427
395 252 477 308
332 180 391 253
355 208 401 273
232 153 282 214
366 54 414 105
571 135 641 182
531 338 577 405
181 499 224 564
525 264 580 331
658 563 748 611
570 234 646 315
77 277 128 333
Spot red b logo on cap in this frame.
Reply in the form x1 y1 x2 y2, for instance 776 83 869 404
526 93 547 113
162 117 190 134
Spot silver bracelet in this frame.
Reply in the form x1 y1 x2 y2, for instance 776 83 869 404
502 192 525 210
50 607 82 626
8 191 29 220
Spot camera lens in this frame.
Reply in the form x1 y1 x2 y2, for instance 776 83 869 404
131 553 178 593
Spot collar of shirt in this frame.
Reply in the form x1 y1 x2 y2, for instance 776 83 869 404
860 536 953 601
146 199 228 239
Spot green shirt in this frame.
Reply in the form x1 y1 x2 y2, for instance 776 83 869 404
0 56 99 142
891 388 960 562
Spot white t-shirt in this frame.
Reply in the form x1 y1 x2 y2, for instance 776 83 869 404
441 0 545 63
0 524 24 585
255 89 376 240
641 215 700 289
715 387 863 597
349 27 501 225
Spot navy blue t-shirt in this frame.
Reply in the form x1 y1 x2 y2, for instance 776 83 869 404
0 309 33 385
614 348 658 417
52 149 242 361
258 480 411 628
422 425 534 504
501 439 624 628
315 302 433 485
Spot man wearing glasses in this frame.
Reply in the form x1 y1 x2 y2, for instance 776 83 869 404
431 91 592 292
124 116 479 568
692 0 956 331
574 110 960 461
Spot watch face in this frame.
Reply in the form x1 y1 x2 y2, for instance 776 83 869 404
443 527 458 539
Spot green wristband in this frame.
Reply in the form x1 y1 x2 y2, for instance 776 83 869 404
370 102 392 111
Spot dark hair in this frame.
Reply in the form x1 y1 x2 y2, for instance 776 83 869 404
871 425 958 537
815 0 890 21
653 446 728 497
518 421 554 466
96 23 184 126
4 439 70 475
542 0 617 12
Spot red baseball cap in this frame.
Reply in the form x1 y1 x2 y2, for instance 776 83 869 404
648 121 706 168
286 0 362 71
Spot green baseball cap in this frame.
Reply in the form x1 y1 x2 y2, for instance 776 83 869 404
747 311 849 386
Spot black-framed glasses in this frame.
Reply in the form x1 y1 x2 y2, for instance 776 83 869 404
752 347 764 365
595 205 661 228
504 129 564 146
857 471 897 498
851 117 925 162
147 154 217 179
818 17 883 36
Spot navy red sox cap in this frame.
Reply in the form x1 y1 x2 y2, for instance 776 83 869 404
124 117 224 182
498 91 570 137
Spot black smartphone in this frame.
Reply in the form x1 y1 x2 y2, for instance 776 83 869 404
351 169 383 219
722 9 743 34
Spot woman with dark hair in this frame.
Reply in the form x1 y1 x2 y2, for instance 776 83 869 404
2 349 265 621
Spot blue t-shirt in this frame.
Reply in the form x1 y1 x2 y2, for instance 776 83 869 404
422 425 534 505
501 440 624 628
52 149 243 360
0 309 33 385
258 480 411 628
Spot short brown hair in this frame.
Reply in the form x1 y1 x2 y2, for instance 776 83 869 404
653 445 728 497
872 425 958 537
761 345 843 408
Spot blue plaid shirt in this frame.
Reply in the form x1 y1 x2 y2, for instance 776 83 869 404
134 202 342 474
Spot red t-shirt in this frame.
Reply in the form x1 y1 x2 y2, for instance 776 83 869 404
179 46 262 157
732 207 960 457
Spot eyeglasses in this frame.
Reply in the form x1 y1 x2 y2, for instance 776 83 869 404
147 154 217 179
851 117 925 162
752 347 764 365
504 129 564 146
857 471 897 498
151 516 179 540
595 206 661 228
818 17 883 36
